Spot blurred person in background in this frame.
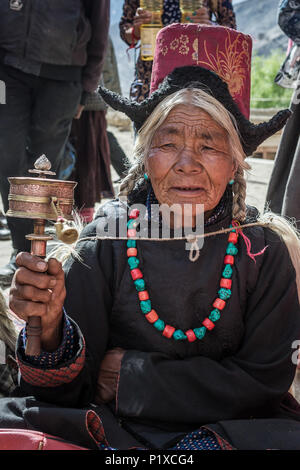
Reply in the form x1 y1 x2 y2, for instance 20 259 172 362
265 0 300 228
119 0 236 103
0 0 110 286
103 37 130 182
70 36 129 224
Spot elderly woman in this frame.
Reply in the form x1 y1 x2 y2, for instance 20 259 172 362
3 25 300 450
120 0 236 101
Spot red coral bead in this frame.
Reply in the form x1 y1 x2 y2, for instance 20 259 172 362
185 329 197 342
202 318 215 330
163 325 176 338
145 309 158 324
213 298 226 310
224 255 234 265
138 291 149 301
127 248 138 257
127 229 136 238
228 232 238 244
129 209 140 219
220 278 232 289
131 268 143 280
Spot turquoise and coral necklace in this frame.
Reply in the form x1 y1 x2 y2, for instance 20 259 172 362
126 207 239 342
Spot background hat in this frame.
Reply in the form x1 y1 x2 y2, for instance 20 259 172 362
99 24 291 156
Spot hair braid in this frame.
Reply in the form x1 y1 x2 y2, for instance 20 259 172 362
232 166 247 222
119 159 144 197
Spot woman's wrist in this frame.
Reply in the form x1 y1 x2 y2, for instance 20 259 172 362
125 26 140 45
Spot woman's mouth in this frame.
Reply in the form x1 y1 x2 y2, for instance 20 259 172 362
170 186 206 197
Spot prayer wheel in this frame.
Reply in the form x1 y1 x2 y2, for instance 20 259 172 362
6 155 77 356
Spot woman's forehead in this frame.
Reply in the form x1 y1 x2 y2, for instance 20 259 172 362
155 105 227 139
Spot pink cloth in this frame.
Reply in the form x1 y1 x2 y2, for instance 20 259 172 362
79 207 95 223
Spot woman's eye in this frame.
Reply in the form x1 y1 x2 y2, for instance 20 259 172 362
161 143 175 149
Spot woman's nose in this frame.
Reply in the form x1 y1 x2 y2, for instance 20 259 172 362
174 147 202 174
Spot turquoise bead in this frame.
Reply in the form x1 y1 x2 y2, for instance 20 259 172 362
209 309 221 322
222 264 233 278
154 319 165 331
173 329 187 340
194 327 206 339
218 288 231 300
140 299 152 314
128 256 139 270
127 219 137 229
134 279 145 291
127 240 136 248
226 243 238 256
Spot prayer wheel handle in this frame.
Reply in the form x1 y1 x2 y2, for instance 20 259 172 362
25 219 52 356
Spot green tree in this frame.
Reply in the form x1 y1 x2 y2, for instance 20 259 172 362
251 51 293 109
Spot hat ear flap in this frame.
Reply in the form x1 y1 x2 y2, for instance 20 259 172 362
238 108 291 156
98 86 141 122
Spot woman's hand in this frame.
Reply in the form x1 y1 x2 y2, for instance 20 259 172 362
133 8 153 38
187 7 211 25
95 347 126 404
125 8 152 43
74 104 84 120
9 252 66 352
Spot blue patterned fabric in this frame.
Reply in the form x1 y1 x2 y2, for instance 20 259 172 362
161 0 181 26
170 428 221 450
98 428 222 450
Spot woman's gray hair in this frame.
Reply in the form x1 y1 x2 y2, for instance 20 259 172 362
119 87 250 221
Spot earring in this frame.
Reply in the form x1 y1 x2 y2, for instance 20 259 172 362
229 179 234 186
144 173 149 181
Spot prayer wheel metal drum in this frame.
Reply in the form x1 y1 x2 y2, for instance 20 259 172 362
7 177 76 221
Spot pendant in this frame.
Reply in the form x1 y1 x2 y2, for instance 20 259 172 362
10 0 23 11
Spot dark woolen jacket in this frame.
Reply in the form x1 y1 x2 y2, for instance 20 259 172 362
17 197 300 449
0 0 110 94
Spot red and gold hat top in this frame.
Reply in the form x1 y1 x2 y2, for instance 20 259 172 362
151 24 252 119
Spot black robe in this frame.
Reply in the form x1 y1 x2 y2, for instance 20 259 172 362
4 197 300 450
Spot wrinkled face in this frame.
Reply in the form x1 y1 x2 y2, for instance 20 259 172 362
145 104 236 221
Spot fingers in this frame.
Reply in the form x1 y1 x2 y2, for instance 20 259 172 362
195 7 208 14
9 296 47 321
10 255 66 322
135 8 152 23
136 8 151 17
47 258 64 279
14 266 56 290
46 258 66 302
14 255 63 289
10 283 52 303
16 252 48 273
188 7 210 23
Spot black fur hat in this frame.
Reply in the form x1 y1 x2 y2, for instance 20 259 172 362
99 23 291 157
